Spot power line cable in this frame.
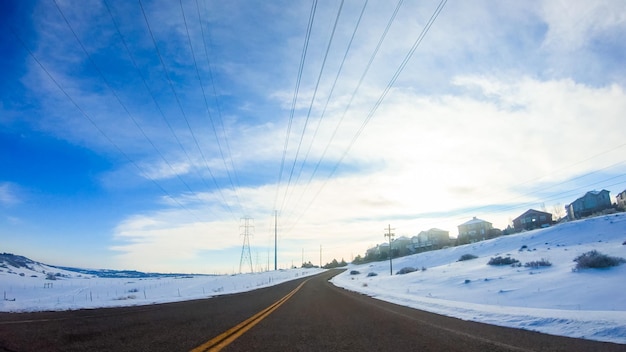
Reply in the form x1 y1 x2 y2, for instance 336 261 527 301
138 0 238 218
194 0 245 212
273 0 318 214
279 0 345 214
103 0 237 220
282 0 369 223
425 144 626 228
10 26 202 222
284 0 448 233
179 0 245 216
282 0 406 231
54 0 210 210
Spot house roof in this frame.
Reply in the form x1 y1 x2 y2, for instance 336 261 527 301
459 216 491 226
513 209 552 222
427 228 448 233
567 189 610 206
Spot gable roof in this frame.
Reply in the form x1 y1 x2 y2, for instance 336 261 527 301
459 217 491 226
567 189 610 206
513 209 552 222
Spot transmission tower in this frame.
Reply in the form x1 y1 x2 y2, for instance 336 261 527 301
239 217 254 273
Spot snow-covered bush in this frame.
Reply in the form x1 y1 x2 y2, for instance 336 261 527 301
524 259 552 268
573 250 625 270
487 256 519 266
396 267 417 275
458 254 478 261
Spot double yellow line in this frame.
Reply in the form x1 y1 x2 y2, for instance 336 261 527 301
191 278 310 352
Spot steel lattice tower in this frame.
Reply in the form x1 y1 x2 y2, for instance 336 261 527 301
239 217 254 273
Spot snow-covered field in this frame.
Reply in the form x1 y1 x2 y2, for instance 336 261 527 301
1 214 625 345
0 263 323 312
332 213 626 344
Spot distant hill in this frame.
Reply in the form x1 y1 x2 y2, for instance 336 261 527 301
0 253 38 270
52 265 196 279
0 253 201 279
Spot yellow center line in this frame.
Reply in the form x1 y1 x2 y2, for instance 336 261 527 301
191 278 310 352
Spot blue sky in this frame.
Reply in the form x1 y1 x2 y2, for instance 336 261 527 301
2 0 625 274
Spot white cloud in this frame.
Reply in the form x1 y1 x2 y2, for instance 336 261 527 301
540 0 626 52
108 73 626 272
0 183 20 207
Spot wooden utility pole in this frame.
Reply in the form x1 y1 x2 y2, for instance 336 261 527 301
384 224 395 275
274 210 278 271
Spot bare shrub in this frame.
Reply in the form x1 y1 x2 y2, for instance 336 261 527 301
488 256 519 266
524 259 552 268
396 267 417 275
574 250 625 270
458 254 478 261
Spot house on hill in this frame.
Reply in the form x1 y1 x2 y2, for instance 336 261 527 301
365 243 389 260
391 236 413 257
512 209 553 232
566 190 612 220
412 228 450 251
616 189 626 211
457 217 494 244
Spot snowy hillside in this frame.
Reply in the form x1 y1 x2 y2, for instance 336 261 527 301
332 213 626 344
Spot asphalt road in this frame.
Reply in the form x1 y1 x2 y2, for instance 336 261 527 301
0 269 623 352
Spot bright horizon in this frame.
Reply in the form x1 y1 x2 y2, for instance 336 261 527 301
2 1 625 274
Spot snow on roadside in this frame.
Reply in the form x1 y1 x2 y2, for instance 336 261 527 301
0 268 324 312
331 214 626 344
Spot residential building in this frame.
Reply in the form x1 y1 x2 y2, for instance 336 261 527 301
512 209 553 232
411 228 450 251
457 217 493 243
616 189 626 211
566 190 612 220
391 236 413 257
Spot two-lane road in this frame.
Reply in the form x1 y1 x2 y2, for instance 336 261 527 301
1 270 623 351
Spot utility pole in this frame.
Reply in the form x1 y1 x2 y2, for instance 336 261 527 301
274 210 278 271
320 245 322 269
384 224 395 275
239 217 254 274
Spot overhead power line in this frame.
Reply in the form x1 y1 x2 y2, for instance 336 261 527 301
194 0 245 214
282 0 408 231
279 0 346 215
281 0 370 223
54 0 213 212
10 25 202 222
284 0 448 233
179 0 245 216
138 0 239 219
103 0 237 220
274 0 319 214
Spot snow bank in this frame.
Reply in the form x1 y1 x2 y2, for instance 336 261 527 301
331 214 626 344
